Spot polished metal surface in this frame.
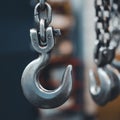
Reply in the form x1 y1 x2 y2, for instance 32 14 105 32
22 26 73 109
39 19 46 45
30 27 55 53
21 53 73 108
89 65 120 105
89 0 120 106
34 2 52 26
89 68 111 105
21 0 73 109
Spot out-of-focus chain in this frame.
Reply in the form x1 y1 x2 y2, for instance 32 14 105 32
89 0 120 106
95 0 111 45
110 0 120 45
94 0 117 67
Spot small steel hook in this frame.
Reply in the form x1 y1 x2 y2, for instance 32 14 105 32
89 66 120 105
21 26 73 109
89 68 111 105
21 54 72 108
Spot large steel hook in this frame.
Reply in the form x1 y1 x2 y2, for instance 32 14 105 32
89 65 120 105
21 27 73 109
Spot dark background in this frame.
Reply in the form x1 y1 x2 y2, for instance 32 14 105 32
0 0 38 120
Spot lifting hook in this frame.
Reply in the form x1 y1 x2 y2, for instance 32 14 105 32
89 65 120 105
21 27 73 109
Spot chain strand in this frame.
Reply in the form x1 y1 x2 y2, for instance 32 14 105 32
95 0 111 46
34 0 52 46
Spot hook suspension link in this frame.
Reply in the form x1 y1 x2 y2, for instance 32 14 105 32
33 0 61 48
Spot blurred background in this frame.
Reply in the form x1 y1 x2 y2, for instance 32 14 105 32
1 0 120 120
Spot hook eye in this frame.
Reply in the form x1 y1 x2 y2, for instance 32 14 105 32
21 54 73 108
30 27 55 53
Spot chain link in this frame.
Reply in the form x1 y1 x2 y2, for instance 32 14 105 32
34 2 52 27
33 0 52 46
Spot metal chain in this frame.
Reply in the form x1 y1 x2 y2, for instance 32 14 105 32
94 0 118 67
34 1 52 26
110 0 120 44
95 0 111 46
31 0 61 51
34 0 52 46
94 0 120 67
89 0 120 106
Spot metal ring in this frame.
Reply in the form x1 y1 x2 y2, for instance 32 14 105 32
34 2 52 26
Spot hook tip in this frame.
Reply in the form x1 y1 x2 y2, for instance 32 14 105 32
67 64 72 71
64 65 73 79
